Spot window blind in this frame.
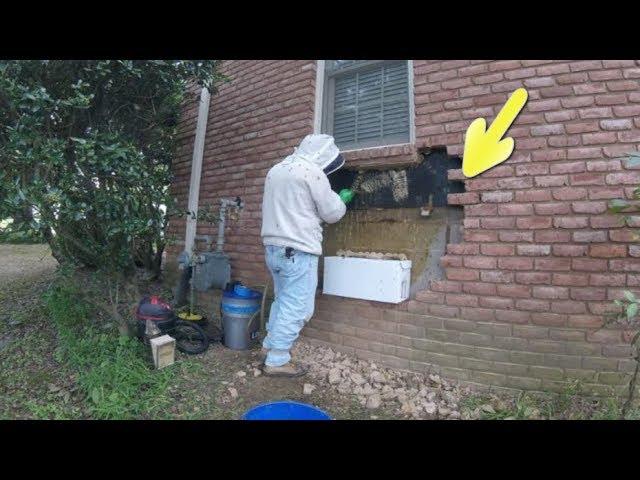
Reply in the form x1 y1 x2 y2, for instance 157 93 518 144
330 61 410 150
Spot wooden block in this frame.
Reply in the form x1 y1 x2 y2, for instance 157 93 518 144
150 335 176 369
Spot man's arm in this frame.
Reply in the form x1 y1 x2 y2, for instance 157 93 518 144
308 172 346 224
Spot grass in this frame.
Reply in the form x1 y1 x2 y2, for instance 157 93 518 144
42 270 184 419
460 381 640 420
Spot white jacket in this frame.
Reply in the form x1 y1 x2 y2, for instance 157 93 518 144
261 134 346 255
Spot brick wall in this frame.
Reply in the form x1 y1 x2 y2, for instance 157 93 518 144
169 60 640 397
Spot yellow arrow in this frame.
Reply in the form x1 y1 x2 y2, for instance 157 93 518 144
462 87 528 178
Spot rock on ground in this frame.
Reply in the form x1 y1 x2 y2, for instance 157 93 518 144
292 340 464 420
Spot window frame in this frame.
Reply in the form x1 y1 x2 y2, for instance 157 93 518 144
314 59 415 152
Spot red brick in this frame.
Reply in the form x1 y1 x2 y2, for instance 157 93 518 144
497 285 531 298
589 244 627 258
553 216 589 229
610 259 640 272
556 72 589 85
495 310 531 324
535 230 571 243
481 191 513 203
572 258 608 271
481 270 514 284
447 268 479 281
535 175 569 188
550 162 586 174
565 121 600 134
562 96 595 108
415 291 445 303
606 171 640 185
601 119 634 131
569 61 602 72
567 315 604 329
463 256 497 269
590 273 626 286
618 131 640 143
479 296 513 309
571 201 607 214
591 215 625 228
516 217 553 229
589 70 623 81
570 287 606 301
535 202 571 215
552 187 587 201
610 230 638 242
545 110 577 123
582 132 618 145
516 244 551 256
516 299 550 312
517 190 554 202
607 80 639 91
573 83 607 95
532 150 567 161
614 105 640 117
533 286 569 299
515 272 552 285
587 160 622 172
553 273 589 287
579 107 613 119
497 204 534 216
441 255 463 268
466 204 498 216
534 258 572 271
551 301 588 314
448 192 479 205
428 304 460 318
464 230 499 242
569 172 604 186
480 217 516 229
498 257 534 270
499 231 535 242
573 230 608 242
447 243 480 255
504 68 536 80
462 282 497 296
446 294 479 307
480 244 515 256
588 187 625 199
516 163 549 176
497 177 534 189
596 94 628 106
532 313 567 327
553 245 588 257
460 307 496 322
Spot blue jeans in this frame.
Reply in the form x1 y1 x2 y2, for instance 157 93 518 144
262 245 319 367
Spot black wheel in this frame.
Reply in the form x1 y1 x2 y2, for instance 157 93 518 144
173 320 209 355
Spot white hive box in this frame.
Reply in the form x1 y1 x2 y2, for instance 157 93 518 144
323 256 412 304
150 334 176 369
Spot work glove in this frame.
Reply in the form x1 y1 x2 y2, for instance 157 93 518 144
339 188 355 205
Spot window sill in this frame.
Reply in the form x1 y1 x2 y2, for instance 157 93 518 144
341 143 421 170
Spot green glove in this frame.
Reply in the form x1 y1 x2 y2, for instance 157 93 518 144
339 188 355 205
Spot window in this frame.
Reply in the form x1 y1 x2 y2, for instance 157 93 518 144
320 60 413 151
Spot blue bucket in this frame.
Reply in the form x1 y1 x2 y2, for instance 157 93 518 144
242 401 332 420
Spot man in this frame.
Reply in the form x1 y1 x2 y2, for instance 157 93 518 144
260 134 354 377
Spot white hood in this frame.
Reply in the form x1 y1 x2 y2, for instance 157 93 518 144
290 134 344 175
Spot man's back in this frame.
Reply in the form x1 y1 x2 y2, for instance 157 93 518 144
261 156 345 256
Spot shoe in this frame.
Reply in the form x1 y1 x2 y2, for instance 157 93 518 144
262 362 307 378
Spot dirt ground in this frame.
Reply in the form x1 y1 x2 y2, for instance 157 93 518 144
0 244 57 288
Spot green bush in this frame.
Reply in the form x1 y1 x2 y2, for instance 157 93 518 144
44 270 176 419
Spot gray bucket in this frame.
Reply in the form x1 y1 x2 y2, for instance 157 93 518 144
221 287 261 350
